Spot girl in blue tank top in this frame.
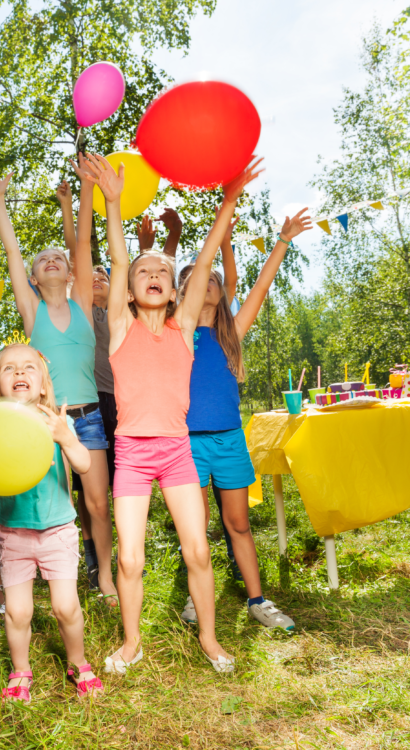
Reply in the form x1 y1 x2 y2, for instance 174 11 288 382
179 208 312 632
0 162 117 608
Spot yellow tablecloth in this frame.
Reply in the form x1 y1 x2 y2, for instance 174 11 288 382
246 402 410 536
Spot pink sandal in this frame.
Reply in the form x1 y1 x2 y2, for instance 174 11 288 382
67 663 104 699
1 671 33 703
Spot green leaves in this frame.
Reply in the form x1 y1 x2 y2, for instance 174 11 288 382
221 695 243 715
302 16 410 387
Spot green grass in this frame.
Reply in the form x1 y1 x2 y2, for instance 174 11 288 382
2 471 410 749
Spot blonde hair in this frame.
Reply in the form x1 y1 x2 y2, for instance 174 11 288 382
179 269 245 382
128 251 177 320
0 344 59 414
31 246 71 276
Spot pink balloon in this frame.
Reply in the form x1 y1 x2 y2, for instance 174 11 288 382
73 62 125 127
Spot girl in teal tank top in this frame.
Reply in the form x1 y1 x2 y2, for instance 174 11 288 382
0 161 118 608
30 298 98 406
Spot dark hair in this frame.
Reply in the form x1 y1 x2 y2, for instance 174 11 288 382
128 251 177 320
179 268 245 382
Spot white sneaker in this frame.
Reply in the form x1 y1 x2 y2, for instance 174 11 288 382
204 653 235 673
180 595 198 624
104 647 143 675
248 599 295 631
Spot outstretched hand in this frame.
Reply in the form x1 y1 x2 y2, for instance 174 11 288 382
69 152 96 186
215 205 239 242
280 208 313 242
56 180 72 205
223 156 264 204
0 172 13 197
83 153 124 203
37 403 71 447
137 214 157 251
155 208 183 234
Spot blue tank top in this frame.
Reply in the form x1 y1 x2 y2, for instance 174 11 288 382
30 299 98 406
187 326 241 432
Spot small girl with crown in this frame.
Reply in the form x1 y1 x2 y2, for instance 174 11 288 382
0 337 103 703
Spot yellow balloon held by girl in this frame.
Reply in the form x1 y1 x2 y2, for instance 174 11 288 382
0 399 54 496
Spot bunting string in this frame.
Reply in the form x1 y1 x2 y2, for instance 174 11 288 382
239 187 410 247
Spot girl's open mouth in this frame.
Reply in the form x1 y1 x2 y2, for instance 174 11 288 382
45 265 59 272
13 381 30 391
147 284 162 294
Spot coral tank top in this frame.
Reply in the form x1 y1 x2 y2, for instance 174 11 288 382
109 318 194 437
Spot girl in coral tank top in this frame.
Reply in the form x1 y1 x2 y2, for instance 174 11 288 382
84 152 263 674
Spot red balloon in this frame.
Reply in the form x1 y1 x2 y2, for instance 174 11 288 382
135 81 261 189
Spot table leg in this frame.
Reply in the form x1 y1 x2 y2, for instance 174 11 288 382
272 475 287 556
324 535 339 589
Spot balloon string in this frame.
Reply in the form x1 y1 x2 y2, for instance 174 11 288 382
74 127 82 151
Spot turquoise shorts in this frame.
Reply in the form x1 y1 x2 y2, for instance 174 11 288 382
189 428 256 489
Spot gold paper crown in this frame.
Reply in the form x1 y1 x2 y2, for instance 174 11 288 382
2 330 31 348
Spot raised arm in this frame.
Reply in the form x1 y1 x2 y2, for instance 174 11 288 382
56 180 76 258
159 208 182 258
235 208 312 341
176 158 264 335
218 210 239 304
69 154 95 321
83 153 131 353
137 209 183 258
137 214 157 253
0 173 39 335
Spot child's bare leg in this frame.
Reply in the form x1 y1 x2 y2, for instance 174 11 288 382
201 485 211 529
76 490 92 541
80 450 117 604
219 487 262 598
109 495 150 663
4 581 33 688
48 579 96 683
163 484 232 661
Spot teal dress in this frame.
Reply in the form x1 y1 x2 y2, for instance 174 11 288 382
30 299 98 406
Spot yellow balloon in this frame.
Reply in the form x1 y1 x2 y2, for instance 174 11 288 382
93 151 160 221
0 401 54 496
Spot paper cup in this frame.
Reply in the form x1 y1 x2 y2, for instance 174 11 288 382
282 391 302 415
308 387 326 403
364 384 376 391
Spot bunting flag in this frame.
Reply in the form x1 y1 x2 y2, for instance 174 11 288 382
336 213 348 232
251 237 266 254
316 219 331 235
238 185 410 243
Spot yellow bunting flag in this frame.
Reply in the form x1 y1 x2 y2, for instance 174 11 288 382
316 219 332 235
251 237 266 254
0 279 3 302
369 201 384 210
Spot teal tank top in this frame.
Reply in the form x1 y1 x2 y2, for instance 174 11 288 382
30 299 98 406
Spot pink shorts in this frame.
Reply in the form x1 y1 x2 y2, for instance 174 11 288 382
113 435 200 497
0 521 80 588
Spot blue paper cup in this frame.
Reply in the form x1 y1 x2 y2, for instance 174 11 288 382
282 391 302 415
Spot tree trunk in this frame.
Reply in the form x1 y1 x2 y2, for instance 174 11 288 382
91 214 101 265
